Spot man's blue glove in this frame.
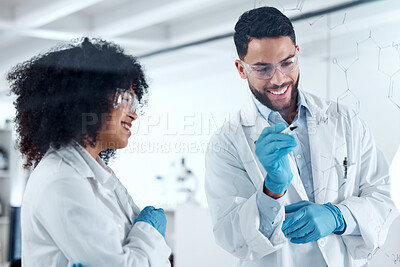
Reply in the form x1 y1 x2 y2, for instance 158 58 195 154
135 206 167 237
282 200 346 243
255 123 297 194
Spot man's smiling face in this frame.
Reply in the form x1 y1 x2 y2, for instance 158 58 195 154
236 36 300 112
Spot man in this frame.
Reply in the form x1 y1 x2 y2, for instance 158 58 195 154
205 7 397 267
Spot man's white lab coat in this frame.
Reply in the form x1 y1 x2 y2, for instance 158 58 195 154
205 91 398 267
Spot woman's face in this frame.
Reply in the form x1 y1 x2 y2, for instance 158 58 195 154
96 88 138 150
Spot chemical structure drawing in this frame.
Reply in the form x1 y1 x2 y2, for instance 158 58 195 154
254 0 323 25
309 154 339 200
337 89 360 121
254 0 305 11
340 30 400 111
367 209 396 264
328 13 347 30
280 0 304 12
252 0 400 110
389 74 400 109
378 42 400 109
323 10 362 121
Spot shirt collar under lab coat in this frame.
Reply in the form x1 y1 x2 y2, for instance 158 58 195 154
240 89 330 127
251 89 313 122
51 140 116 190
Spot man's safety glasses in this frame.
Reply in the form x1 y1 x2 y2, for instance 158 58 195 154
241 52 299 80
113 88 139 115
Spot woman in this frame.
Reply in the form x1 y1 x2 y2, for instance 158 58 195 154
7 37 171 266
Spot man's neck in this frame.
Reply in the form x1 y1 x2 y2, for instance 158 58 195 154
279 105 298 125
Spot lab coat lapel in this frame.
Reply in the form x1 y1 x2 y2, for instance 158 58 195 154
287 155 309 202
241 94 310 202
305 93 337 204
247 115 268 144
241 100 270 188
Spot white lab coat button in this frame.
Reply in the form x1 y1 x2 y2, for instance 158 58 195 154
272 207 278 212
296 154 301 159
118 225 123 232
318 239 325 247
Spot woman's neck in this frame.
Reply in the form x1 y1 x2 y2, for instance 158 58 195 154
85 143 102 160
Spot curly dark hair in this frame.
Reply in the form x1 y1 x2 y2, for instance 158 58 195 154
234 6 296 60
7 37 149 168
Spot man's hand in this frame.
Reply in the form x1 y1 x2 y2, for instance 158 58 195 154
255 123 297 194
282 200 345 243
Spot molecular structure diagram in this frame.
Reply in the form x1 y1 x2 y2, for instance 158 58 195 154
252 1 400 265
253 0 400 112
333 29 400 117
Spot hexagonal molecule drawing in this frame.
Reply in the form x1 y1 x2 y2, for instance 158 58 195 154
337 89 360 121
378 42 400 78
389 72 400 109
310 165 339 201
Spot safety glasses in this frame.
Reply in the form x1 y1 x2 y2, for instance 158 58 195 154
241 51 299 80
113 88 139 115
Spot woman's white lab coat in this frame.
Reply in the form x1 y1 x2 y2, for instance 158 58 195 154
21 141 171 267
205 91 398 267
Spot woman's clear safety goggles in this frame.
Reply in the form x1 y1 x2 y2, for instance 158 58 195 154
241 51 299 80
113 88 139 115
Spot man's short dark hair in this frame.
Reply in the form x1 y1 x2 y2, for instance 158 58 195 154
234 7 296 60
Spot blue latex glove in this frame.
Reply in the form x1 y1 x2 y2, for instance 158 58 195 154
72 264 83 267
282 200 345 243
255 123 297 194
135 206 167 237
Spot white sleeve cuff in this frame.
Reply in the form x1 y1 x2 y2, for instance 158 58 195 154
336 204 361 236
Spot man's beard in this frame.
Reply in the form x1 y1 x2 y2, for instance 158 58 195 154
249 74 300 112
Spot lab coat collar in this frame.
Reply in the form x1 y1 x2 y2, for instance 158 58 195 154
240 89 330 127
241 89 335 204
52 140 116 190
251 89 313 122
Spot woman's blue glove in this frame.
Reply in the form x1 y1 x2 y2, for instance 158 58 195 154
255 123 297 194
135 206 167 237
282 200 345 243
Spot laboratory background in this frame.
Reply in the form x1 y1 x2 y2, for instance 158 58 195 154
0 0 400 266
